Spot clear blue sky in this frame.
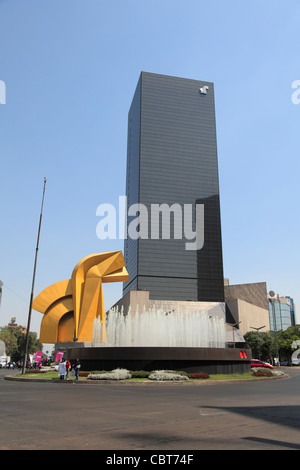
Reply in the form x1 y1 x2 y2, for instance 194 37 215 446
0 0 299 338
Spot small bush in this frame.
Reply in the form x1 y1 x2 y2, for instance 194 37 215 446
130 370 151 378
148 370 190 381
129 370 189 379
271 369 286 377
164 370 190 377
189 373 210 380
87 368 132 380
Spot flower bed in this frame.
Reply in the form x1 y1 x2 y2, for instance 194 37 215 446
148 370 190 381
189 372 210 380
251 367 285 378
87 368 132 380
25 370 47 374
16 368 277 382
252 370 273 377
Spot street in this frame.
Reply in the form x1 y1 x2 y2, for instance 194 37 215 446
1 368 300 450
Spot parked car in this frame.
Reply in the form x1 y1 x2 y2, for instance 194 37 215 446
251 359 274 369
280 361 289 366
0 358 8 368
5 362 15 368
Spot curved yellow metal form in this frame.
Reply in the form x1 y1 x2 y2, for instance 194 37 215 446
32 251 129 344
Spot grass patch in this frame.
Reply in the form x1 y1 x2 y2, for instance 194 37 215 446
208 372 254 380
16 371 85 380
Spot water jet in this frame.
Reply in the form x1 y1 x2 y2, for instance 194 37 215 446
67 300 251 374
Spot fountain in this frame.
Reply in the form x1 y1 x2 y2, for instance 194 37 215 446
93 306 226 348
67 302 251 374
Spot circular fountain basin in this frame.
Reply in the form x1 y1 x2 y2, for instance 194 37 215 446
67 346 251 375
67 306 251 374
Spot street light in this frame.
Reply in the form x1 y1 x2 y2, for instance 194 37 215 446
22 178 47 374
250 325 265 359
268 290 280 367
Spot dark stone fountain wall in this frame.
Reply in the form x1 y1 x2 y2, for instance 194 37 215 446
67 347 252 374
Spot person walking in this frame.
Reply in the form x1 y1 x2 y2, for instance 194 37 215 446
72 358 81 381
58 359 66 380
65 360 71 380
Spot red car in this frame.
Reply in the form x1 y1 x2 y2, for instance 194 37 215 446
251 359 274 369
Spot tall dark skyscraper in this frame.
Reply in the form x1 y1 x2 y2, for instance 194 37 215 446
123 72 224 302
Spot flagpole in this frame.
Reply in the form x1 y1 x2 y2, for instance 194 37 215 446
22 178 47 374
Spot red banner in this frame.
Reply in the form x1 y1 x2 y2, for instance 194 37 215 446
34 351 43 363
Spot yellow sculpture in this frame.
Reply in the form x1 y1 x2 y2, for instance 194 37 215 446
32 251 129 344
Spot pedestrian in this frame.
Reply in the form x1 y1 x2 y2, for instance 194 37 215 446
65 359 71 380
72 358 81 381
58 359 66 380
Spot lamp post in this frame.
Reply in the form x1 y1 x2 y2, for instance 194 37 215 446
22 178 47 375
268 290 280 368
250 325 265 360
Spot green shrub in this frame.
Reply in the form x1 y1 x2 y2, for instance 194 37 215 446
129 370 151 378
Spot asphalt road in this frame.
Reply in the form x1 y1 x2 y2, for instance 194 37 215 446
1 368 300 451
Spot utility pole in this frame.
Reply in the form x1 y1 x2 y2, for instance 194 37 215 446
22 178 47 374
269 291 280 368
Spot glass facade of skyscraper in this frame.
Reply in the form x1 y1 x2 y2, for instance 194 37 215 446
123 72 224 302
269 297 295 331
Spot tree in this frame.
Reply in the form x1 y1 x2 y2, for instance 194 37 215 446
277 326 300 363
244 331 261 358
244 325 300 364
259 332 276 363
244 331 275 362
0 327 18 358
0 326 43 362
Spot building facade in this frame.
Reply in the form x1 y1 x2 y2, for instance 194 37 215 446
123 72 224 302
224 281 270 336
268 296 296 332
